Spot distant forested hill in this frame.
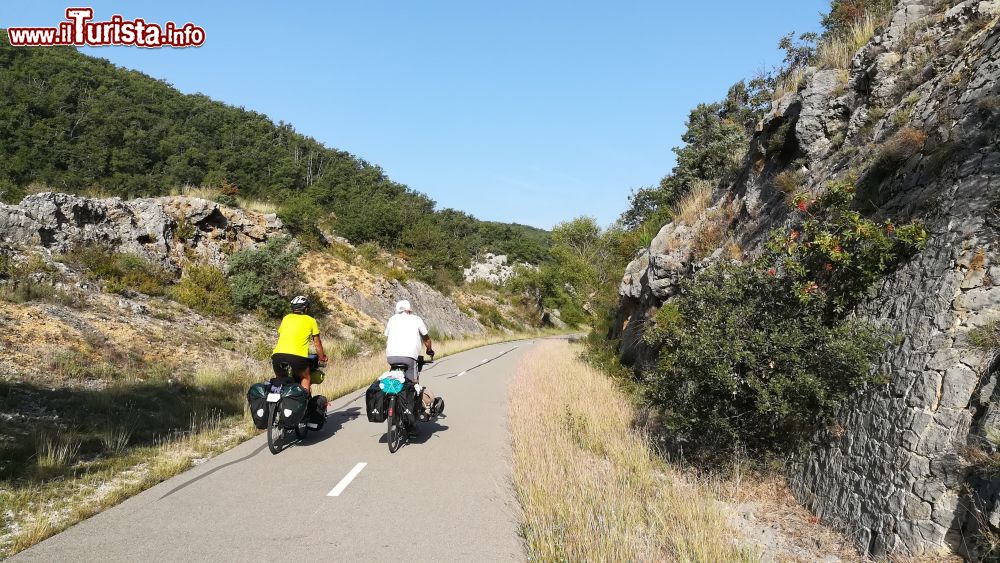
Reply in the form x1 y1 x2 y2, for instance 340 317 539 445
0 31 548 285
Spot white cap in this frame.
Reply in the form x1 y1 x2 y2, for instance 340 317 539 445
395 300 411 314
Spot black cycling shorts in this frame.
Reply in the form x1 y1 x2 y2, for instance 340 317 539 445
271 353 309 380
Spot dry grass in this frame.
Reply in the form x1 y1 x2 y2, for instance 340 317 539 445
169 184 221 201
167 185 277 215
673 180 715 226
509 340 754 562
2 410 256 557
773 169 806 194
236 197 279 215
705 466 865 562
877 126 928 168
817 12 884 69
773 67 807 102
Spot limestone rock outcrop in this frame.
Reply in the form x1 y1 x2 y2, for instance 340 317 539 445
0 192 282 270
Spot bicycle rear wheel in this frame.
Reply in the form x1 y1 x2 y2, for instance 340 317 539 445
267 403 281 455
387 397 405 453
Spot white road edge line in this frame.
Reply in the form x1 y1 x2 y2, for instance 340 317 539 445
457 370 467 377
327 462 367 497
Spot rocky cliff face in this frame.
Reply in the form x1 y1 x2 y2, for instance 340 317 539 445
0 192 282 271
1 192 485 337
612 1 1000 557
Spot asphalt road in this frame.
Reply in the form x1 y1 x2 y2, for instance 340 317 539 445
13 340 535 562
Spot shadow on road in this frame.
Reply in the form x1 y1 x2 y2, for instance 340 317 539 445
299 406 361 446
377 421 449 446
157 406 362 500
158 442 269 500
409 421 449 445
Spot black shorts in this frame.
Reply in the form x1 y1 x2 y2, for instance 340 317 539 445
271 353 309 381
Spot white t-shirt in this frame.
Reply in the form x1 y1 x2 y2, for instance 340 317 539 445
384 312 429 359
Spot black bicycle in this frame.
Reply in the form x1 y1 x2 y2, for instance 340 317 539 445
266 355 327 455
384 356 438 453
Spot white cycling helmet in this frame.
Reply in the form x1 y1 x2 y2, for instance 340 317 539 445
395 300 411 314
291 295 309 312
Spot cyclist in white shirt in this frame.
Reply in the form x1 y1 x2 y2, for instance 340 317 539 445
385 299 441 419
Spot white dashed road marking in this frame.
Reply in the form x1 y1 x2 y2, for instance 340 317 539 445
327 462 367 497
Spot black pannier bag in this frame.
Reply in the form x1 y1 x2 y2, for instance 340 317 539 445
279 384 309 428
307 395 328 429
399 383 419 426
247 382 270 429
366 382 387 422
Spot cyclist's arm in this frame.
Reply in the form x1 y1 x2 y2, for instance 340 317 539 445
422 333 433 355
313 335 328 363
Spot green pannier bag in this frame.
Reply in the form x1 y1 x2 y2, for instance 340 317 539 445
279 384 309 428
247 382 270 429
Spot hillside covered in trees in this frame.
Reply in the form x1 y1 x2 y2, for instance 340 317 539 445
0 31 549 286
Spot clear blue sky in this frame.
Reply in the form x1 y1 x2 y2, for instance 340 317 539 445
2 1 828 229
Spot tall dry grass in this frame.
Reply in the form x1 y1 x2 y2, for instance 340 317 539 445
673 180 715 226
509 340 754 562
772 67 806 101
817 12 883 69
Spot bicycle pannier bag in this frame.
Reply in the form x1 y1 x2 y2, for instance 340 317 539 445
366 382 387 423
279 384 309 428
247 382 270 429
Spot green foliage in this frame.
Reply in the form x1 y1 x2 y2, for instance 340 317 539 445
643 262 886 457
640 176 927 458
226 237 303 318
470 302 513 330
278 195 325 248
61 246 172 296
509 217 639 329
767 121 794 156
170 264 234 317
766 177 927 318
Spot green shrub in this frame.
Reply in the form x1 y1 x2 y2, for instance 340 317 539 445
767 121 794 156
0 252 84 307
175 220 195 242
171 264 234 316
62 246 172 296
644 263 886 457
278 195 324 248
471 302 513 330
226 237 303 318
337 340 362 359
641 175 927 459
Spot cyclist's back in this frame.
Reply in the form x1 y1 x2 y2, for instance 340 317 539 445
271 295 327 392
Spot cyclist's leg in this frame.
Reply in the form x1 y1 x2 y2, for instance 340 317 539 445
287 356 311 393
421 387 435 411
270 354 286 378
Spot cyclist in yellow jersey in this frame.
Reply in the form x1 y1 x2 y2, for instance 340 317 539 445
271 295 328 392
